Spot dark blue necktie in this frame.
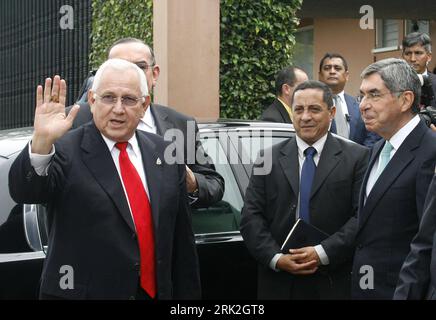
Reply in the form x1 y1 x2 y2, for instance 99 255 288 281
299 147 317 223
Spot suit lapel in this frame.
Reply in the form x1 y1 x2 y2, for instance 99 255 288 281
358 121 427 229
310 133 342 198
358 140 383 210
274 99 292 123
151 104 173 136
80 123 136 232
279 138 299 197
344 94 358 140
136 131 163 230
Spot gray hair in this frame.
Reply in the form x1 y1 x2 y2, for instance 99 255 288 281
361 58 421 114
91 58 149 98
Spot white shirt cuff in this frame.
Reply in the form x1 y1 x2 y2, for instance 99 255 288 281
28 142 55 176
314 244 330 265
269 253 283 272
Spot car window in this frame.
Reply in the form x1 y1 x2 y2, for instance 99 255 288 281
191 137 244 235
0 157 32 253
229 130 294 186
238 135 291 164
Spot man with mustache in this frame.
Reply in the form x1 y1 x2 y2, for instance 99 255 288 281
241 80 369 299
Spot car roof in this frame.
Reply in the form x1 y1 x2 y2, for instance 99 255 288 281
0 127 33 159
0 121 294 158
198 119 295 132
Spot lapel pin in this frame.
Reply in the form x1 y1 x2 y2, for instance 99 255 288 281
156 158 162 165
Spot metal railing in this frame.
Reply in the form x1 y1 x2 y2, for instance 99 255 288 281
0 0 91 129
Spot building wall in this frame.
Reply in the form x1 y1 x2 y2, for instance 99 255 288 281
313 18 374 97
312 18 436 97
153 0 220 120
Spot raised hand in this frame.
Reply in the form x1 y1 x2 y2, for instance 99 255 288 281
31 76 80 154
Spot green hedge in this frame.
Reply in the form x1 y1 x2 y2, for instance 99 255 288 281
89 0 153 70
220 0 302 119
89 0 302 119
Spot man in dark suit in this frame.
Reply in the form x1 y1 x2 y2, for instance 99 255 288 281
394 173 436 300
9 59 201 299
260 66 308 123
351 58 436 299
69 38 224 208
319 53 380 147
241 80 369 300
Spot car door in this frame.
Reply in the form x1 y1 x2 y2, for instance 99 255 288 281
192 127 295 299
0 154 46 299
191 130 257 299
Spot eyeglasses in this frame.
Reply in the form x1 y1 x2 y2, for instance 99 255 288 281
357 91 403 103
94 93 144 107
134 61 155 71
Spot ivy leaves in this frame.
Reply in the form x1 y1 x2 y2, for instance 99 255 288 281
220 0 302 119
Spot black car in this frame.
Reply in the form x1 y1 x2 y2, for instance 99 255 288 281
0 121 295 299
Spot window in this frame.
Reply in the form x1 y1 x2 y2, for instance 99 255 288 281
405 20 430 35
191 137 244 234
294 27 314 79
376 19 400 50
191 130 295 235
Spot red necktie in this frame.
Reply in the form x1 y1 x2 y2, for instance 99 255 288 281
115 142 156 298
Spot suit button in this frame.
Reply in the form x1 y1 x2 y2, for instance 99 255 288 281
129 296 135 300
133 262 140 271
291 205 297 211
26 172 33 181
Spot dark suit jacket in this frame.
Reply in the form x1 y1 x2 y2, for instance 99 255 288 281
427 72 436 109
330 93 381 147
351 120 436 300
66 102 224 208
8 123 201 299
240 133 369 299
260 98 292 123
394 174 436 300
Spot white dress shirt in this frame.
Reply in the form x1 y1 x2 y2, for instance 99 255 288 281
365 115 420 199
137 107 157 134
335 90 350 133
270 134 330 271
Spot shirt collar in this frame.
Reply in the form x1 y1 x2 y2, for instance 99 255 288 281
140 106 155 130
388 115 420 151
336 90 345 101
277 97 291 109
101 132 141 157
296 133 328 158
